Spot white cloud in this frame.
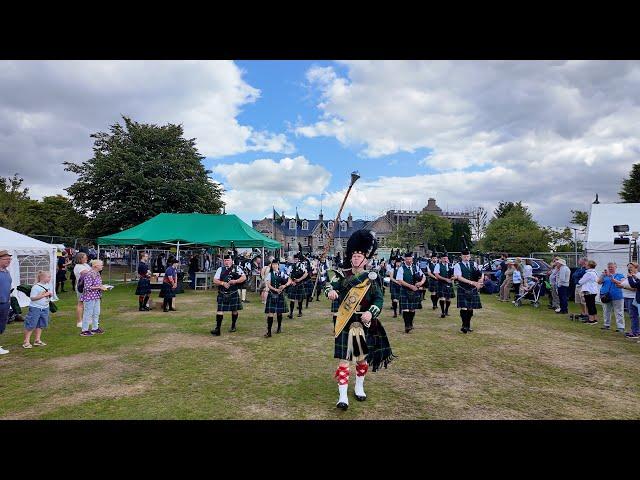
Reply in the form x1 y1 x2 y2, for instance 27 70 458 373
212 156 332 220
295 60 640 226
0 60 293 199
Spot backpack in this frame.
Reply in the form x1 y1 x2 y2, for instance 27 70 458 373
77 274 86 293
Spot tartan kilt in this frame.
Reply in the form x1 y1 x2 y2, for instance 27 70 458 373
390 281 401 300
287 282 307 301
334 318 368 361
334 317 395 371
330 297 340 313
159 282 175 298
304 279 314 297
456 286 482 309
217 290 243 311
135 277 152 295
427 277 438 293
436 281 454 299
399 287 423 310
264 292 288 314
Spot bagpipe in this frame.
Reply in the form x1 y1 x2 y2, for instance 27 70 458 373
290 243 306 281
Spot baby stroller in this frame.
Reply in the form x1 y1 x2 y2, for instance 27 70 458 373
513 278 541 308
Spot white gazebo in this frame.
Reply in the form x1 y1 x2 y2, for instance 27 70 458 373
0 227 58 307
585 202 640 273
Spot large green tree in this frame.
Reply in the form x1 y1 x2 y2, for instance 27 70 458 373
386 213 453 252
619 162 640 203
64 117 225 237
444 221 472 253
493 201 532 220
478 208 551 256
570 209 588 228
0 174 30 231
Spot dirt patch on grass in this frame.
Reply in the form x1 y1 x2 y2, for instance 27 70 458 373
48 352 121 371
140 332 250 362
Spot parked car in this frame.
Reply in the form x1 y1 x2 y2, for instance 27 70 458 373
482 257 552 281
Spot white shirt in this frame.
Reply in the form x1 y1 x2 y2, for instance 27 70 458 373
524 264 533 279
73 263 91 292
453 261 477 279
214 265 245 280
619 273 640 299
433 263 451 276
578 269 599 295
395 263 423 281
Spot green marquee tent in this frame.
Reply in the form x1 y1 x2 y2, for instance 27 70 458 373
98 213 281 249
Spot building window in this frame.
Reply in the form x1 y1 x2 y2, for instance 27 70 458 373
304 237 308 245
341 222 347 232
289 219 296 230
302 220 308 230
328 221 334 231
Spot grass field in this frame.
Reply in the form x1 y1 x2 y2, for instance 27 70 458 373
1 283 639 419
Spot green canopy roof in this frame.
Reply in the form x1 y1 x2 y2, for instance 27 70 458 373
98 213 281 249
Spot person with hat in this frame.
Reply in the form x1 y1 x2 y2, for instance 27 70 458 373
263 257 293 337
453 247 483 333
286 250 308 319
433 253 455 318
426 252 440 309
556 258 572 315
303 255 315 308
0 250 13 355
324 229 395 410
395 251 426 333
211 251 247 335
386 250 402 318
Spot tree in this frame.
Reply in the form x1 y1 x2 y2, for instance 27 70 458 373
570 210 588 228
478 209 551 256
619 162 640 203
18 195 89 238
470 206 488 241
444 221 472 253
64 116 225 237
0 174 30 231
493 201 532 220
386 213 453 252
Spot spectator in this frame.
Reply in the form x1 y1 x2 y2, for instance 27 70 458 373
579 260 600 325
626 264 640 341
572 258 588 321
597 262 625 332
513 257 526 297
524 259 534 280
0 250 13 355
612 262 640 338
494 268 502 284
22 271 53 349
499 253 508 287
188 253 200 289
499 260 515 301
79 259 109 336
55 253 70 293
73 252 91 328
555 258 571 314
548 259 560 310
481 274 499 294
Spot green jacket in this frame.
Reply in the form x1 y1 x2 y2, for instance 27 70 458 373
324 270 384 319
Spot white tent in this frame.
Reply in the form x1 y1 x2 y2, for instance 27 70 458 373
0 227 58 307
585 203 640 273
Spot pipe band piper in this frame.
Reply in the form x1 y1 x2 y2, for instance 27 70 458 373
453 242 483 334
396 251 426 333
263 257 293 337
211 249 246 336
324 229 396 411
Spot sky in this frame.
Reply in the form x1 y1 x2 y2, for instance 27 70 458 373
2 60 640 229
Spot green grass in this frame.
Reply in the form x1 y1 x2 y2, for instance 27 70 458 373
1 284 639 419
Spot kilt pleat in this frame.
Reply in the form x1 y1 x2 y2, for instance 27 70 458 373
287 282 307 301
456 286 482 309
399 287 423 310
159 282 175 298
436 281 454 299
135 277 152 295
217 290 243 311
427 277 438 293
265 292 288 314
390 282 401 300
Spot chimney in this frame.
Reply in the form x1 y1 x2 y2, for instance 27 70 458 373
347 212 353 228
319 211 323 222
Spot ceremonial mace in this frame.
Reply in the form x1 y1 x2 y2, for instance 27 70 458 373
310 171 361 299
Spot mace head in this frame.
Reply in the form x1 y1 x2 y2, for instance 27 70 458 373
350 171 361 186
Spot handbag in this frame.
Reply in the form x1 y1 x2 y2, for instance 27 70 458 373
600 285 611 303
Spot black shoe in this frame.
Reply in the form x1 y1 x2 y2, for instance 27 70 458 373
600 325 610 330
297 312 303 317
393 313 398 318
163 308 169 312
432 306 437 310
169 308 177 311
139 307 145 311
445 312 450 316
229 327 237 332
264 332 272 338
555 310 568 314
405 328 411 333
355 395 366 402
336 402 348 411
276 328 282 334
440 313 445 318
143 306 151 311
211 328 220 336
287 314 293 319
460 327 468 334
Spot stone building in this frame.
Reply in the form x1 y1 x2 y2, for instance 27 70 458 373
252 198 475 256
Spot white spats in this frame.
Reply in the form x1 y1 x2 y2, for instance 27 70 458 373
354 375 366 399
338 384 349 406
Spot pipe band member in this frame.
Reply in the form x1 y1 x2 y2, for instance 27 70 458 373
159 258 179 312
211 252 246 336
387 251 402 318
135 252 152 311
426 253 440 307
396 251 426 333
453 247 483 334
325 229 395 411
433 253 455 318
286 252 308 318
263 257 293 337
